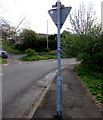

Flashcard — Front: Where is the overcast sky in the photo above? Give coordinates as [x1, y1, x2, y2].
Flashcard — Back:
[0, 0, 103, 34]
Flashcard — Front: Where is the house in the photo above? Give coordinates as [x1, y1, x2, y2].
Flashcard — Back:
[38, 33, 52, 37]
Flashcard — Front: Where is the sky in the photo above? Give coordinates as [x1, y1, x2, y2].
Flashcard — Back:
[0, 0, 103, 34]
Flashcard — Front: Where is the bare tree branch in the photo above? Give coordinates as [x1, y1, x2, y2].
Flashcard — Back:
[69, 3, 99, 35]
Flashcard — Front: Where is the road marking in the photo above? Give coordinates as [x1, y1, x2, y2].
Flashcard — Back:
[0, 73, 5, 76]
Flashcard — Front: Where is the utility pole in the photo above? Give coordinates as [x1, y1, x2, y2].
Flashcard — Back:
[48, 0, 72, 118]
[101, 1, 103, 31]
[47, 20, 49, 49]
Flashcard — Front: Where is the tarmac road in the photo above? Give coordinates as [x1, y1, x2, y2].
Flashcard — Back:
[2, 58, 77, 118]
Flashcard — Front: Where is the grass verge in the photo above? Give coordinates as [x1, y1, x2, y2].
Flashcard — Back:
[2, 41, 23, 54]
[20, 55, 57, 61]
[20, 50, 69, 61]
[3, 45, 23, 54]
[0, 58, 8, 64]
[76, 64, 103, 104]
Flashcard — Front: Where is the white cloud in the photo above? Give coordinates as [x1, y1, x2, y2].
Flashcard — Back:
[0, 0, 102, 34]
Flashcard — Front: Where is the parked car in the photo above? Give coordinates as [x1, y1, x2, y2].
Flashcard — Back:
[0, 51, 8, 59]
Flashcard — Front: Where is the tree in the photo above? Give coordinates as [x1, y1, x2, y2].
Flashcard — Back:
[62, 28, 103, 72]
[69, 3, 99, 35]
[0, 17, 18, 44]
[19, 29, 38, 50]
[48, 34, 57, 50]
[0, 16, 28, 43]
[61, 31, 81, 57]
[78, 31, 103, 72]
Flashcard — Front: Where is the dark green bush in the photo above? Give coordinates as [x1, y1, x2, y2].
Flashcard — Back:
[20, 55, 49, 61]
[44, 48, 51, 52]
[25, 48, 38, 56]
[62, 30, 103, 72]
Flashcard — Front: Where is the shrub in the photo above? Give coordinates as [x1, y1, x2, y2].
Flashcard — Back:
[25, 48, 38, 56]
[44, 48, 51, 52]
[49, 50, 57, 56]
[20, 55, 49, 61]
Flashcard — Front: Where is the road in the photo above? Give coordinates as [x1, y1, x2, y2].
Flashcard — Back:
[2, 58, 78, 118]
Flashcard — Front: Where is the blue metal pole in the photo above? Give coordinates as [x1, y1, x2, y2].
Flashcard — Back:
[57, 0, 62, 117]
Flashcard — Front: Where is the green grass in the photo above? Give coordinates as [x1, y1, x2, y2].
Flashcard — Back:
[20, 55, 57, 61]
[0, 58, 8, 64]
[20, 55, 49, 61]
[20, 50, 57, 61]
[0, 41, 2, 45]
[20, 49, 70, 61]
[2, 41, 23, 54]
[3, 45, 23, 54]
[76, 64, 103, 104]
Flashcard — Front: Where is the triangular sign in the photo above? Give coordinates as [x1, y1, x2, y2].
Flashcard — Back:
[48, 7, 72, 29]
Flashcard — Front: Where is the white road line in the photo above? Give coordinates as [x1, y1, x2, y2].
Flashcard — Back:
[0, 74, 5, 76]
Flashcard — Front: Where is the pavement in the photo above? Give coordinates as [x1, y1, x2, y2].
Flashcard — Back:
[32, 64, 103, 120]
